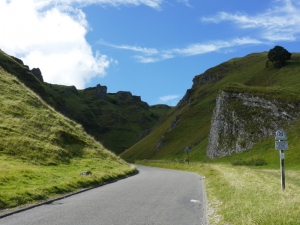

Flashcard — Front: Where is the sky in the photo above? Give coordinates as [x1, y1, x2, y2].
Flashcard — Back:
[1, 0, 300, 106]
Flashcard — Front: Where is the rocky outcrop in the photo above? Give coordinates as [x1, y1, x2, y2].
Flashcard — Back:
[116, 91, 132, 100]
[31, 68, 44, 82]
[70, 85, 78, 95]
[192, 63, 229, 88]
[10, 56, 24, 66]
[136, 129, 152, 142]
[176, 89, 194, 108]
[61, 86, 78, 97]
[155, 133, 165, 151]
[96, 84, 107, 99]
[207, 91, 300, 159]
[116, 91, 149, 109]
[170, 116, 179, 129]
[176, 64, 230, 109]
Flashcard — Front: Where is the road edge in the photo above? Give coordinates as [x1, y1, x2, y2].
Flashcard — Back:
[0, 168, 139, 219]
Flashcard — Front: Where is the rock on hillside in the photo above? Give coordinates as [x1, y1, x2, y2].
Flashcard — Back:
[207, 90, 300, 158]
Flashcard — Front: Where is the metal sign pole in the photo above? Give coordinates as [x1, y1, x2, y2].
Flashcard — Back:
[184, 147, 191, 164]
[280, 149, 285, 190]
[275, 130, 287, 191]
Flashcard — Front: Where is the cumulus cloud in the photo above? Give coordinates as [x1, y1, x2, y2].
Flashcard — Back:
[0, 0, 163, 88]
[201, 0, 300, 41]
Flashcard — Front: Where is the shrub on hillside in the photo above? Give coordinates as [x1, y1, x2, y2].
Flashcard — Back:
[232, 158, 267, 166]
[266, 45, 292, 68]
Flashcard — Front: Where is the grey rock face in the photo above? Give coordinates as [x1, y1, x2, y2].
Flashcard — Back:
[207, 91, 300, 159]
[170, 116, 179, 129]
[61, 86, 78, 97]
[192, 64, 228, 88]
[31, 68, 44, 82]
[136, 129, 152, 142]
[10, 56, 24, 66]
[116, 91, 132, 100]
[177, 89, 194, 108]
[70, 85, 78, 95]
[96, 84, 107, 99]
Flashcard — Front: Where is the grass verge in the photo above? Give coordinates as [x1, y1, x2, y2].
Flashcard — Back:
[0, 155, 136, 211]
[137, 160, 300, 225]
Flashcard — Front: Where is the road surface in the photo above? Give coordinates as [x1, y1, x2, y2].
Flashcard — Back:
[1, 165, 207, 225]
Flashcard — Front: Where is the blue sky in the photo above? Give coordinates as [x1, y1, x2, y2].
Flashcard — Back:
[1, 0, 300, 106]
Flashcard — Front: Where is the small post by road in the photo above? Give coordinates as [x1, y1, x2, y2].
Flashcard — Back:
[280, 149, 285, 190]
[275, 130, 288, 191]
[184, 147, 191, 164]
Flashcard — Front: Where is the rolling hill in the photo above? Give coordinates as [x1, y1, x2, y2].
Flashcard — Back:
[121, 51, 300, 167]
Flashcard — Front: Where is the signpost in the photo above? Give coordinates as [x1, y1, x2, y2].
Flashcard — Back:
[184, 147, 191, 164]
[275, 130, 288, 190]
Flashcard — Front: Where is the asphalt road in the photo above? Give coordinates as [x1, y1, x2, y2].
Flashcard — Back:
[1, 165, 207, 225]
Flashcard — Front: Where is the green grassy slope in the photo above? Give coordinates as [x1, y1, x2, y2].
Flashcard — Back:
[0, 49, 170, 154]
[48, 85, 170, 154]
[121, 52, 300, 165]
[0, 66, 136, 209]
[0, 50, 66, 111]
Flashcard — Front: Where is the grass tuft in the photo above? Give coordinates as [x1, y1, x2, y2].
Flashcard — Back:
[231, 158, 267, 166]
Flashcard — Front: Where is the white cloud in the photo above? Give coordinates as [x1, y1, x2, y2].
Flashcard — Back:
[0, 0, 163, 89]
[108, 37, 262, 63]
[172, 37, 262, 56]
[100, 41, 159, 55]
[35, 0, 163, 10]
[177, 0, 191, 7]
[159, 95, 180, 103]
[201, 0, 300, 42]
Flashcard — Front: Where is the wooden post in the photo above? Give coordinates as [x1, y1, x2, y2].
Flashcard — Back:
[275, 130, 288, 191]
[187, 152, 189, 165]
[280, 150, 285, 190]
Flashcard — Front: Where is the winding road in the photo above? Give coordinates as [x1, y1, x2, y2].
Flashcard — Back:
[1, 165, 207, 225]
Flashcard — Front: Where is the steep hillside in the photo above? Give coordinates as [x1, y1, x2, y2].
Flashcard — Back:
[48, 84, 171, 154]
[0, 66, 136, 209]
[0, 49, 170, 154]
[121, 52, 300, 162]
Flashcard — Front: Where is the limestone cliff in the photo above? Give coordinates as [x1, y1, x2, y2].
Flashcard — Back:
[207, 91, 300, 158]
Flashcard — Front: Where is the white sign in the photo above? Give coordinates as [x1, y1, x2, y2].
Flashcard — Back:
[280, 152, 285, 159]
[275, 141, 288, 150]
[275, 130, 287, 141]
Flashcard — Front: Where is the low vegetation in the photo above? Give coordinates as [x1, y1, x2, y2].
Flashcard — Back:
[0, 67, 136, 210]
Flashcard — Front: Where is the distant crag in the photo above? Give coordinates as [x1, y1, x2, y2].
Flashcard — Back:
[177, 63, 229, 109]
[96, 84, 107, 99]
